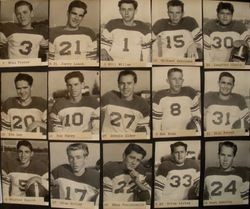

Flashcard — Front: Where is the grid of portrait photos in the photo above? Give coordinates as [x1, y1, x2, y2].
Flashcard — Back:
[0, 0, 249, 209]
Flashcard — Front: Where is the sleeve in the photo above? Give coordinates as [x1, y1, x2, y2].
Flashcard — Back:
[103, 163, 114, 201]
[240, 172, 249, 203]
[1, 101, 11, 131]
[137, 100, 150, 130]
[203, 23, 212, 62]
[49, 102, 63, 132]
[152, 93, 163, 131]
[238, 96, 250, 126]
[154, 163, 167, 201]
[0, 24, 8, 47]
[101, 22, 113, 52]
[49, 41, 55, 60]
[191, 93, 201, 118]
[91, 106, 100, 134]
[141, 28, 152, 62]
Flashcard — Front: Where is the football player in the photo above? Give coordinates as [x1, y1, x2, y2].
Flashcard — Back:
[204, 72, 250, 131]
[0, 0, 48, 59]
[101, 0, 151, 62]
[103, 143, 151, 202]
[101, 70, 150, 134]
[51, 143, 99, 203]
[155, 141, 200, 200]
[203, 2, 249, 63]
[49, 0, 97, 61]
[2, 140, 48, 197]
[204, 141, 249, 204]
[1, 73, 47, 134]
[153, 68, 201, 131]
[49, 71, 99, 133]
[152, 0, 202, 60]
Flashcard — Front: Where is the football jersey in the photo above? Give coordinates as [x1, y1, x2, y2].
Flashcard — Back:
[101, 19, 151, 62]
[49, 96, 99, 132]
[204, 92, 249, 131]
[204, 167, 249, 203]
[101, 91, 150, 133]
[49, 26, 97, 60]
[152, 16, 202, 58]
[153, 87, 200, 130]
[1, 97, 47, 133]
[0, 23, 48, 59]
[155, 159, 200, 200]
[103, 161, 149, 202]
[204, 20, 249, 62]
[51, 164, 99, 202]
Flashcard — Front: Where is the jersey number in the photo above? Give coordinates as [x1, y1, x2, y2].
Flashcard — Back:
[65, 186, 87, 201]
[210, 180, 236, 196]
[65, 113, 83, 126]
[212, 111, 230, 126]
[114, 180, 136, 194]
[170, 103, 181, 116]
[19, 41, 33, 55]
[212, 36, 234, 49]
[59, 41, 81, 56]
[123, 38, 129, 52]
[13, 115, 35, 129]
[170, 175, 192, 187]
[110, 112, 135, 129]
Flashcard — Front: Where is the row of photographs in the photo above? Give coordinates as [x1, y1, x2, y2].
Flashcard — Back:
[0, 68, 250, 140]
[0, 0, 250, 68]
[0, 139, 249, 209]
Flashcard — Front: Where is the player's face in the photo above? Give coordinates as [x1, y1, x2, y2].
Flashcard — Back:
[67, 7, 86, 28]
[118, 74, 135, 100]
[172, 146, 187, 165]
[15, 5, 33, 28]
[66, 77, 83, 99]
[15, 80, 32, 102]
[219, 145, 235, 171]
[168, 6, 183, 25]
[218, 76, 234, 96]
[167, 71, 183, 94]
[119, 3, 137, 24]
[17, 145, 33, 166]
[68, 149, 87, 173]
[123, 151, 143, 170]
[217, 9, 233, 26]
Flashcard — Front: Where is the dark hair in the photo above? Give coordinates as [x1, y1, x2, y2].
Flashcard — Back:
[218, 141, 237, 156]
[170, 141, 187, 153]
[17, 140, 33, 151]
[68, 0, 87, 15]
[67, 143, 89, 157]
[167, 0, 184, 12]
[124, 143, 146, 159]
[167, 67, 183, 78]
[15, 73, 33, 86]
[218, 72, 235, 84]
[118, 70, 137, 83]
[64, 71, 84, 83]
[15, 0, 33, 12]
[118, 0, 138, 10]
[216, 2, 234, 14]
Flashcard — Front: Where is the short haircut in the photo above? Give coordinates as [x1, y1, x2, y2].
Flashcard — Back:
[167, 67, 183, 78]
[218, 72, 235, 84]
[68, 0, 87, 15]
[124, 143, 146, 159]
[118, 0, 138, 10]
[118, 70, 137, 83]
[67, 143, 89, 157]
[167, 0, 184, 12]
[170, 141, 188, 153]
[17, 140, 33, 151]
[64, 71, 84, 83]
[216, 2, 234, 14]
[15, 73, 33, 86]
[15, 0, 33, 12]
[218, 141, 237, 156]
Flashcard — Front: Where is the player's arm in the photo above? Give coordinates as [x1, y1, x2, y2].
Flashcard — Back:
[154, 163, 167, 201]
[130, 169, 151, 195]
[90, 107, 100, 134]
[49, 112, 63, 132]
[103, 176, 113, 201]
[141, 32, 152, 62]
[86, 39, 98, 60]
[100, 26, 113, 61]
[190, 92, 201, 131]
[49, 41, 55, 60]
[2, 169, 11, 195]
[50, 173, 60, 199]
[1, 109, 11, 131]
[26, 109, 47, 132]
[152, 97, 163, 131]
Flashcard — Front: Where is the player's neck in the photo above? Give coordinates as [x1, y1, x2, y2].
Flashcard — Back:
[123, 20, 136, 27]
[20, 161, 31, 168]
[70, 95, 82, 103]
[74, 167, 86, 176]
[20, 24, 33, 30]
[121, 95, 133, 101]
[18, 97, 32, 106]
[219, 93, 231, 100]
[221, 167, 234, 172]
[65, 25, 79, 31]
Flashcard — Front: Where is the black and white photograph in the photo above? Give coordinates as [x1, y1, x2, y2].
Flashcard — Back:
[154, 140, 200, 208]
[100, 0, 151, 68]
[203, 140, 249, 206]
[1, 72, 47, 139]
[103, 143, 152, 209]
[50, 142, 100, 209]
[48, 69, 100, 140]
[0, 0, 49, 67]
[204, 70, 250, 137]
[152, 66, 201, 138]
[152, 0, 203, 66]
[203, 0, 250, 69]
[1, 140, 49, 205]
[49, 0, 99, 67]
[101, 69, 151, 140]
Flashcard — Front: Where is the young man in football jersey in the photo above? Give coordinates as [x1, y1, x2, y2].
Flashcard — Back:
[103, 143, 151, 202]
[51, 143, 99, 203]
[49, 0, 97, 62]
[155, 141, 200, 200]
[101, 70, 150, 135]
[49, 71, 99, 134]
[2, 140, 48, 198]
[1, 73, 47, 134]
[203, 2, 249, 63]
[204, 72, 249, 131]
[204, 141, 249, 204]
[152, 0, 202, 60]
[153, 68, 201, 132]
[0, 0, 48, 60]
[101, 0, 151, 63]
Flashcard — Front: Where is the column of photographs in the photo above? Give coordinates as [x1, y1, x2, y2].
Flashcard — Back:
[0, 0, 249, 209]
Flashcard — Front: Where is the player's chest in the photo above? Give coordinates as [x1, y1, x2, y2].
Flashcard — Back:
[8, 33, 43, 46]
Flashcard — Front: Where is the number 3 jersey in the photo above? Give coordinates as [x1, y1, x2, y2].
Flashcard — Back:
[155, 159, 200, 200]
